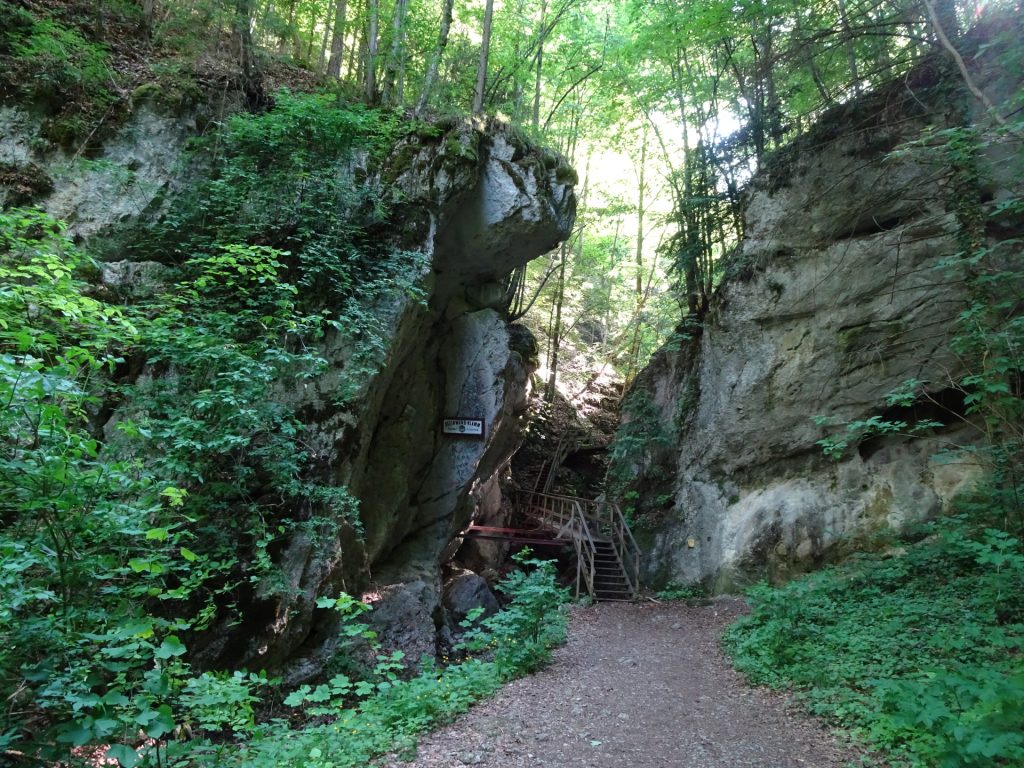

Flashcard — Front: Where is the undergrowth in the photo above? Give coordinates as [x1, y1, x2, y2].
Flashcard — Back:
[724, 516, 1024, 767]
[0, 2, 123, 146]
[0, 89, 430, 764]
[166, 553, 568, 768]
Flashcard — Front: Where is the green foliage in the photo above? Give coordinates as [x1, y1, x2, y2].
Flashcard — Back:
[723, 517, 1024, 767]
[813, 379, 945, 459]
[0, 4, 119, 145]
[607, 388, 673, 522]
[655, 583, 707, 602]
[0, 209, 172, 760]
[461, 551, 570, 676]
[0, 203, 565, 765]
[0, 209, 364, 763]
[133, 91, 428, 405]
[142, 92, 402, 290]
[178, 555, 567, 768]
[179, 671, 269, 735]
[938, 122, 1024, 531]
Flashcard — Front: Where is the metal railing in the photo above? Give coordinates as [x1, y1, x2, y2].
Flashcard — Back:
[515, 490, 639, 599]
[604, 500, 641, 598]
[569, 500, 597, 599]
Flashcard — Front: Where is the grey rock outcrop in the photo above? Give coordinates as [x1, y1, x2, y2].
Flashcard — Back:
[236, 124, 573, 673]
[2, 103, 574, 673]
[0, 102, 193, 236]
[443, 569, 500, 624]
[616, 49, 1021, 590]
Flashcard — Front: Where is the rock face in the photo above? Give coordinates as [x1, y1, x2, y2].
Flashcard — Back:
[242, 123, 574, 675]
[615, 48, 1022, 590]
[0, 102, 194, 236]
[1, 104, 574, 674]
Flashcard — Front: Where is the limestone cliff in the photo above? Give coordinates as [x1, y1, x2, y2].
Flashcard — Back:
[0, 102, 574, 676]
[613, 42, 1022, 590]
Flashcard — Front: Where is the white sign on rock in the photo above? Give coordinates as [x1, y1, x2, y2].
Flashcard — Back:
[442, 418, 485, 437]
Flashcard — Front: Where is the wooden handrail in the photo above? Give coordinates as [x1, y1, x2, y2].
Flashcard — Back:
[569, 500, 597, 598]
[515, 490, 640, 600]
[608, 504, 641, 597]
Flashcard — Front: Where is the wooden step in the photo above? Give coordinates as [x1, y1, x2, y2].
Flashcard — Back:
[512, 490, 639, 602]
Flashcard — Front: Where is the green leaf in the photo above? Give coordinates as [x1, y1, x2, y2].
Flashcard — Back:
[56, 721, 93, 746]
[106, 744, 140, 768]
[154, 635, 187, 659]
[143, 706, 175, 739]
[179, 547, 199, 562]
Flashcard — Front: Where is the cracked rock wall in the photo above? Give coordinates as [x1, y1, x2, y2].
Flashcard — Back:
[614, 41, 1022, 591]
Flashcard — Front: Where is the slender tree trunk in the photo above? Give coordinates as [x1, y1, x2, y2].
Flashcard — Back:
[326, 0, 348, 77]
[396, 52, 406, 104]
[233, 0, 266, 110]
[348, 0, 361, 81]
[634, 128, 647, 303]
[382, 0, 409, 105]
[255, 0, 273, 44]
[415, 0, 455, 115]
[317, 9, 332, 72]
[923, 0, 1004, 123]
[364, 0, 380, 103]
[283, 0, 297, 53]
[837, 0, 860, 95]
[141, 0, 155, 34]
[473, 0, 495, 115]
[626, 133, 648, 380]
[304, 7, 320, 63]
[532, 0, 547, 131]
[545, 242, 568, 402]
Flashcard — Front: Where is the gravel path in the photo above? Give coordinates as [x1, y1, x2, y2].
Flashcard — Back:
[382, 598, 861, 768]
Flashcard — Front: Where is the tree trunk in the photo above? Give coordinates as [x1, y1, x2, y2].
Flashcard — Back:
[532, 0, 547, 131]
[283, 0, 297, 53]
[141, 0, 155, 34]
[415, 0, 455, 115]
[232, 0, 266, 111]
[473, 0, 495, 115]
[364, 0, 380, 103]
[382, 0, 409, 105]
[317, 6, 333, 72]
[837, 0, 860, 95]
[326, 0, 348, 77]
[634, 128, 647, 303]
[545, 242, 568, 402]
[304, 7, 320, 63]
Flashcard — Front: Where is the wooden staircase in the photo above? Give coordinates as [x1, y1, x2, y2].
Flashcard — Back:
[464, 491, 640, 601]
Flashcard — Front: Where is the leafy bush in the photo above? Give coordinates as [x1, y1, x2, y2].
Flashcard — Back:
[172, 554, 568, 768]
[608, 389, 674, 525]
[131, 91, 429, 404]
[139, 92, 408, 305]
[462, 552, 570, 676]
[723, 517, 1024, 767]
[0, 210, 363, 763]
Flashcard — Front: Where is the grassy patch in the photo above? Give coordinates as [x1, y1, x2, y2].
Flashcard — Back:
[723, 517, 1024, 766]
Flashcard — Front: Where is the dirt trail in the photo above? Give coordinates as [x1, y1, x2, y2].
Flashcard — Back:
[383, 599, 860, 768]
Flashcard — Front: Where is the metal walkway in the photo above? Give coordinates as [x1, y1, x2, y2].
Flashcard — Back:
[463, 491, 641, 601]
